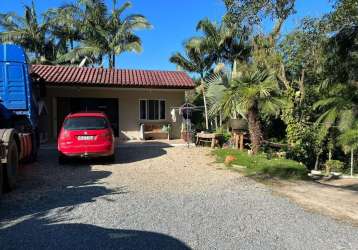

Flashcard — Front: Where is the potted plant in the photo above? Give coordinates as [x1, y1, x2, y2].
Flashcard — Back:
[230, 118, 248, 131]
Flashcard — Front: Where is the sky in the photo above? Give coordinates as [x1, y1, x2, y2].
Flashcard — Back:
[1, 0, 333, 70]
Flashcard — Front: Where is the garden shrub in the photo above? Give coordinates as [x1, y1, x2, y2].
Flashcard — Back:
[325, 160, 344, 173]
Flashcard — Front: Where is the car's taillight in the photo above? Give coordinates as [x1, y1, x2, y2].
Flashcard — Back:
[100, 131, 112, 140]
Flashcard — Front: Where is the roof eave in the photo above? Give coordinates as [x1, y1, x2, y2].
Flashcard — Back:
[42, 82, 196, 90]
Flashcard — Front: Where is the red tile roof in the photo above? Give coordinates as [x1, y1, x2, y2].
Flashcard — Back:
[31, 64, 195, 89]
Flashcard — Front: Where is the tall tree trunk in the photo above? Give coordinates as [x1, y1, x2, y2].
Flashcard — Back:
[328, 149, 332, 161]
[247, 105, 263, 154]
[108, 54, 113, 69]
[351, 149, 354, 177]
[201, 82, 209, 130]
[231, 59, 238, 79]
[112, 54, 116, 68]
[314, 154, 320, 171]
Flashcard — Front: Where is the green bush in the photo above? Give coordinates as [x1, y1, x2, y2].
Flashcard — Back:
[214, 149, 308, 180]
[325, 160, 344, 173]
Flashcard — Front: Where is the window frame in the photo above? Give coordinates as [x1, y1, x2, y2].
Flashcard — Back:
[139, 99, 166, 121]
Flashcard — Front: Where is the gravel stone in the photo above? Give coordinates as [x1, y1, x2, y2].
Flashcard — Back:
[0, 145, 358, 250]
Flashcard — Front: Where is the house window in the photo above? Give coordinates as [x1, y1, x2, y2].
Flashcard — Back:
[139, 100, 165, 120]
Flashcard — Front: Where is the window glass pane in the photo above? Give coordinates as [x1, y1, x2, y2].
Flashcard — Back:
[160, 101, 165, 119]
[64, 117, 108, 130]
[148, 100, 155, 120]
[148, 100, 159, 120]
[140, 100, 146, 119]
[154, 100, 159, 120]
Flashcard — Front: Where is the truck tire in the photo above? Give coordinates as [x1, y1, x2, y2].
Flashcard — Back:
[4, 140, 19, 191]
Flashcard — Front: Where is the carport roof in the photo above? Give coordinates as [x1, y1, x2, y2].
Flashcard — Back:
[31, 64, 195, 89]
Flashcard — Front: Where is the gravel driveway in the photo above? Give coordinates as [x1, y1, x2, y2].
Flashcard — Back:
[1, 143, 358, 250]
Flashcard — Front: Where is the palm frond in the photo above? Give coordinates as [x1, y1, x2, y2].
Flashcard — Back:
[338, 122, 358, 150]
[120, 38, 142, 53]
[338, 109, 355, 131]
[56, 45, 103, 64]
[312, 97, 338, 110]
[114, 1, 132, 18]
[315, 107, 338, 128]
[196, 18, 219, 40]
[170, 52, 197, 72]
[259, 97, 284, 117]
[123, 14, 152, 30]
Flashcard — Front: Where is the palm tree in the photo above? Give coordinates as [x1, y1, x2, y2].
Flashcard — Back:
[205, 71, 241, 120]
[313, 82, 357, 168]
[194, 18, 251, 70]
[170, 39, 214, 130]
[338, 121, 358, 176]
[46, 4, 82, 53]
[313, 83, 357, 136]
[60, 0, 152, 68]
[170, 18, 250, 130]
[107, 0, 152, 68]
[195, 18, 251, 130]
[212, 66, 282, 154]
[0, 0, 55, 63]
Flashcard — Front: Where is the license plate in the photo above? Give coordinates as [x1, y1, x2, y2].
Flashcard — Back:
[77, 135, 94, 141]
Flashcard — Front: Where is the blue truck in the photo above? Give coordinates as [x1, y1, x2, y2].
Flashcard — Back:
[0, 44, 39, 194]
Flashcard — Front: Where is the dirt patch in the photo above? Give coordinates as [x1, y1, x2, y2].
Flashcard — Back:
[269, 178, 358, 225]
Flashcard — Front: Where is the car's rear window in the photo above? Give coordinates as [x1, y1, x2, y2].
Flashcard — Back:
[63, 117, 108, 130]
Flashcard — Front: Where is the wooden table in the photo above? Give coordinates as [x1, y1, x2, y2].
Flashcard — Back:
[195, 132, 222, 148]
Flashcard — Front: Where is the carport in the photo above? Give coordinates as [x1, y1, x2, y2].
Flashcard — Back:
[57, 97, 119, 136]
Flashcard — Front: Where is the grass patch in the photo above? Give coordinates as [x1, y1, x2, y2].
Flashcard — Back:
[214, 149, 308, 180]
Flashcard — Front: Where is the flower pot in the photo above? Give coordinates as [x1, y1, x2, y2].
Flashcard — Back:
[311, 170, 322, 175]
[331, 172, 342, 177]
[230, 119, 248, 131]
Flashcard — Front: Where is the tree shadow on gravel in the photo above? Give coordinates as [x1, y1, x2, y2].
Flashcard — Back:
[0, 216, 191, 250]
[0, 147, 191, 249]
[0, 217, 190, 250]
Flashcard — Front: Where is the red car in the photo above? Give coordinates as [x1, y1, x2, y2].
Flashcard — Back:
[57, 112, 115, 164]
